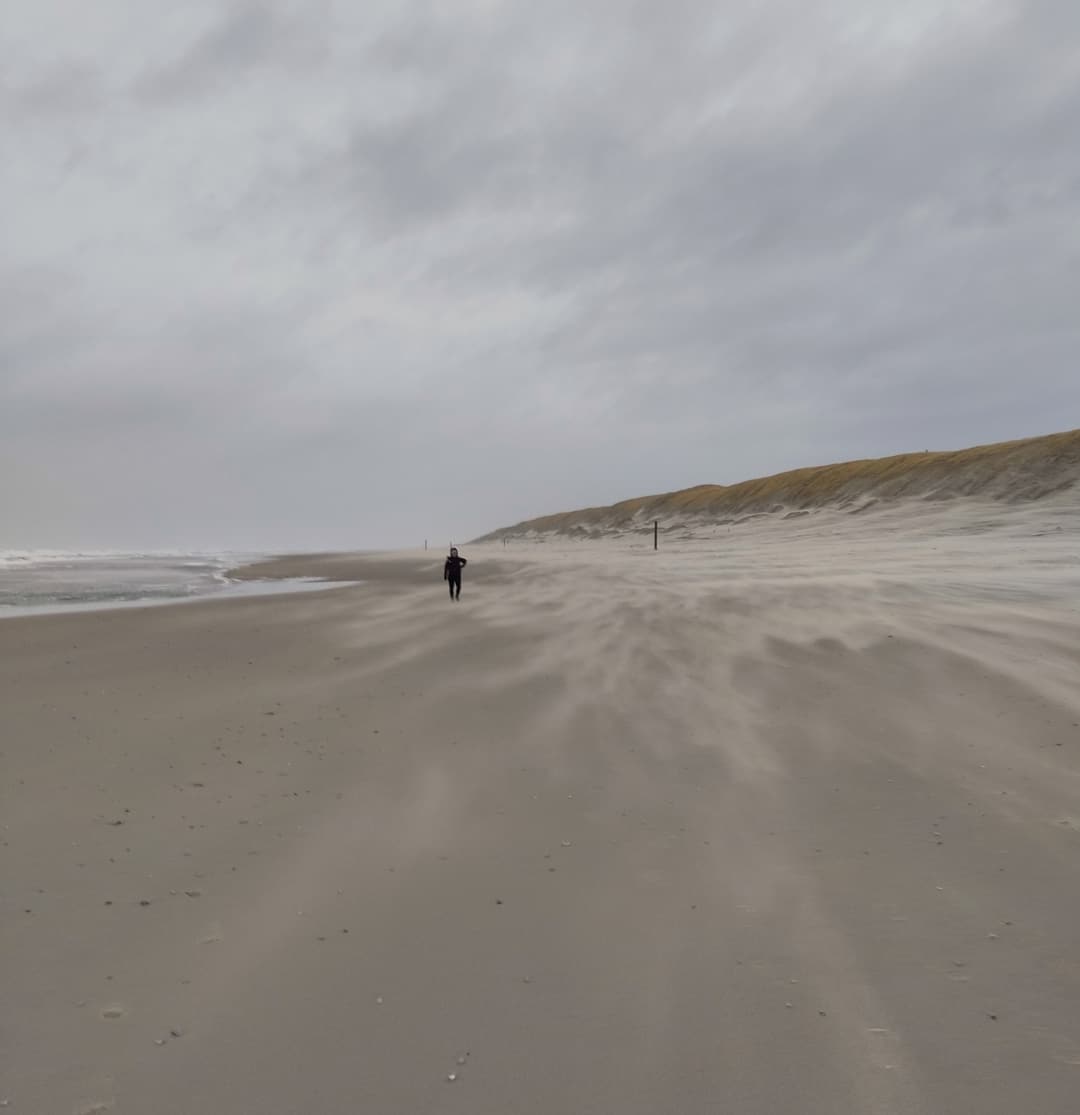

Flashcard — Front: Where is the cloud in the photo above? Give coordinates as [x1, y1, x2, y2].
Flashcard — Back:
[0, 58, 105, 116]
[2, 0, 1078, 548]
[133, 1, 330, 102]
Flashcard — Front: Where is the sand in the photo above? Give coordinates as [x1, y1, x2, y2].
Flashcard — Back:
[3, 496, 1080, 1114]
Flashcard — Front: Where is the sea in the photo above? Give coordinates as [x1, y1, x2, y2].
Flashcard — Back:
[0, 551, 342, 618]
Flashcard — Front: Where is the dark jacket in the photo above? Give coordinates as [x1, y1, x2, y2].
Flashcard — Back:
[444, 553, 468, 580]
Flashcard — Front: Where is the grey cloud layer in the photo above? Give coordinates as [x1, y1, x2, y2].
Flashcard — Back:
[133, 1, 331, 101]
[2, 0, 1078, 549]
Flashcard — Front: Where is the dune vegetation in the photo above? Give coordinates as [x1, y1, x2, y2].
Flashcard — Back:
[478, 428, 1080, 540]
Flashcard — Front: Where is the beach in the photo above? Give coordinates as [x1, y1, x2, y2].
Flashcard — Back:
[4, 496, 1080, 1114]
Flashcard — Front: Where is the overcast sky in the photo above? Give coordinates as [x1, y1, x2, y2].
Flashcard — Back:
[2, 0, 1078, 550]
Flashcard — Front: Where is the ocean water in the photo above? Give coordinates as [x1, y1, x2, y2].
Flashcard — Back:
[0, 551, 342, 618]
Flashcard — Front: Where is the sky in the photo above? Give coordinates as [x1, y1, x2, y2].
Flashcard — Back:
[2, 0, 1078, 551]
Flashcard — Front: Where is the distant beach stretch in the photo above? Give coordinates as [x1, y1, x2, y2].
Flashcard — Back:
[5, 430, 1080, 1113]
[0, 551, 356, 618]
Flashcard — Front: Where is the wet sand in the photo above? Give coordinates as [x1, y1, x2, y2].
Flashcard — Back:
[3, 497, 1080, 1113]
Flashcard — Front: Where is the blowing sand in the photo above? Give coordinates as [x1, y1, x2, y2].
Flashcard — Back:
[4, 497, 1080, 1114]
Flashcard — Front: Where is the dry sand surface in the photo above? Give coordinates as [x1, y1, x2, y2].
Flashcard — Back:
[4, 495, 1080, 1114]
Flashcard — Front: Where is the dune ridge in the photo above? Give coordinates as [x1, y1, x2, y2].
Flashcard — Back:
[476, 427, 1080, 541]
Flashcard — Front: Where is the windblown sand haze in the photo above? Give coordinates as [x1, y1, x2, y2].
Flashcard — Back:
[3, 448, 1080, 1112]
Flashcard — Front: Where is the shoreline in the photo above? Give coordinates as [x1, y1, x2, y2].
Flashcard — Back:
[0, 574, 359, 621]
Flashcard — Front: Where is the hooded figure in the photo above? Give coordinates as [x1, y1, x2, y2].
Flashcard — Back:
[443, 546, 468, 600]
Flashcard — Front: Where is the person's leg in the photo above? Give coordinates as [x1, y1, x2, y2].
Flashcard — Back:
[448, 576, 455, 599]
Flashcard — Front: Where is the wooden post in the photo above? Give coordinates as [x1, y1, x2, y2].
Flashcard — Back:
[654, 520, 658, 550]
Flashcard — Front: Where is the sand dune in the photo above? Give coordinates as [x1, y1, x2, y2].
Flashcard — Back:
[477, 427, 1080, 541]
[4, 496, 1080, 1113]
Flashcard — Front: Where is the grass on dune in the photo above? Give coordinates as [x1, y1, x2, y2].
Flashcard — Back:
[481, 428, 1080, 538]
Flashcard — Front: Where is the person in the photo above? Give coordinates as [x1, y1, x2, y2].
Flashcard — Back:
[443, 546, 468, 600]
